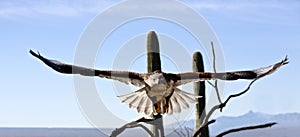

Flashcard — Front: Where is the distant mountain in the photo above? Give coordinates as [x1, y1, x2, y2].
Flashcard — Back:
[210, 111, 300, 136]
[167, 111, 300, 137]
[1, 112, 299, 137]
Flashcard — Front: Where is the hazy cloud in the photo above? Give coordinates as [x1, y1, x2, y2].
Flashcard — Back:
[0, 0, 299, 26]
[184, 0, 300, 25]
[0, 0, 117, 18]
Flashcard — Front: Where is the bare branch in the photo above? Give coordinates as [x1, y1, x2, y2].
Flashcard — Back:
[192, 119, 216, 137]
[219, 79, 258, 112]
[211, 41, 217, 74]
[185, 126, 190, 137]
[193, 42, 286, 137]
[172, 116, 194, 137]
[110, 116, 162, 137]
[216, 122, 277, 137]
[214, 80, 222, 104]
[194, 78, 259, 136]
[110, 121, 154, 137]
[173, 129, 184, 137]
[206, 78, 258, 124]
[210, 42, 222, 103]
[204, 105, 220, 124]
[207, 81, 215, 88]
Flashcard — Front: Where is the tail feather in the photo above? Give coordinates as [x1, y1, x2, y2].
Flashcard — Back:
[118, 87, 153, 115]
[118, 88, 145, 104]
[171, 94, 181, 113]
[137, 95, 147, 113]
[118, 87, 202, 115]
[167, 88, 202, 115]
[176, 88, 202, 103]
[173, 92, 189, 109]
[129, 95, 142, 109]
[152, 97, 168, 115]
[168, 99, 173, 115]
[144, 98, 152, 115]
[160, 98, 167, 114]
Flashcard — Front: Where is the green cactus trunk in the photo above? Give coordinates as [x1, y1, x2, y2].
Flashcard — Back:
[193, 52, 209, 137]
[146, 31, 164, 137]
[147, 31, 161, 72]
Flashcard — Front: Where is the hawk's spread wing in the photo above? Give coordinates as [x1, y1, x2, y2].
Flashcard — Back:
[30, 50, 146, 87]
[173, 57, 288, 86]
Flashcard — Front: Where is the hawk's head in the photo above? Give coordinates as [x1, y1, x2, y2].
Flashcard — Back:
[145, 72, 167, 87]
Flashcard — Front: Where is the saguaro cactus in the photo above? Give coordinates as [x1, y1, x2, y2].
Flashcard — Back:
[147, 31, 164, 137]
[147, 31, 161, 72]
[193, 52, 209, 137]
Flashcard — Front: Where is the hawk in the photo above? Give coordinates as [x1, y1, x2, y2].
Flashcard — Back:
[30, 50, 288, 115]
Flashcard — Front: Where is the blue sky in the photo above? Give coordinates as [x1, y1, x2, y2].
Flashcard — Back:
[0, 0, 299, 128]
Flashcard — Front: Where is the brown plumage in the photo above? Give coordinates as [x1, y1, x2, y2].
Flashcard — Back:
[30, 50, 288, 115]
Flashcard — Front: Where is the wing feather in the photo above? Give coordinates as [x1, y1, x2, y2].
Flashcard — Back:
[174, 57, 288, 86]
[30, 50, 146, 87]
